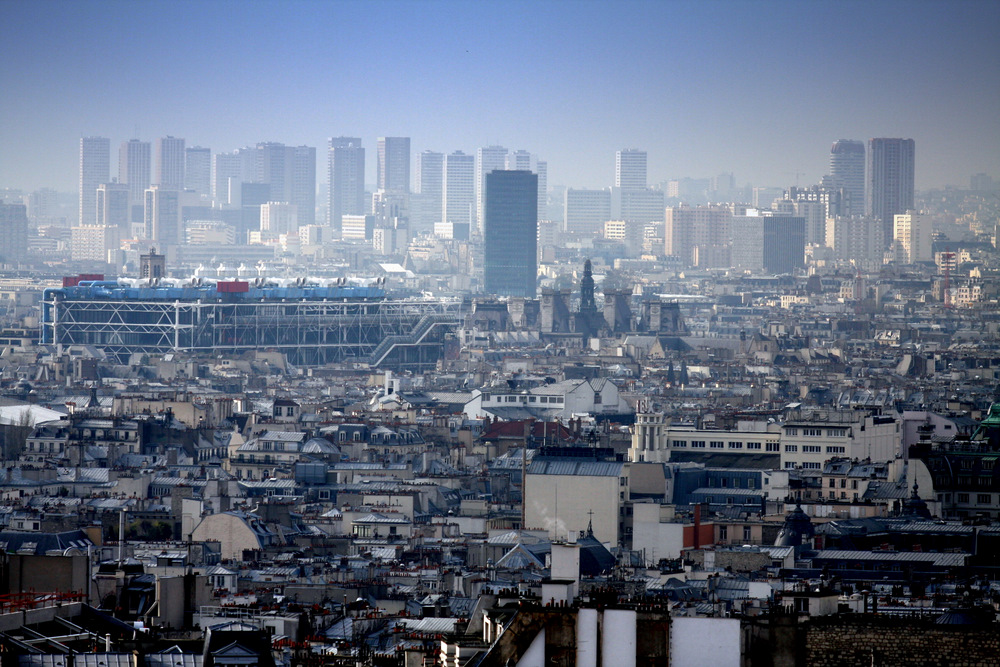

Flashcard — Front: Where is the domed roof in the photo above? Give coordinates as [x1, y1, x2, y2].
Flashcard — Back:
[775, 504, 815, 547]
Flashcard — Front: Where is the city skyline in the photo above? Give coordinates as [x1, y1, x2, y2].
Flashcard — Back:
[2, 0, 998, 194]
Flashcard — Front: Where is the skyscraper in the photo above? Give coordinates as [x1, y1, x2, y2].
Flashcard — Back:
[185, 146, 212, 197]
[212, 151, 245, 205]
[156, 136, 186, 190]
[328, 137, 365, 235]
[506, 149, 532, 171]
[96, 181, 130, 234]
[829, 140, 865, 216]
[290, 145, 316, 227]
[536, 160, 547, 222]
[412, 150, 444, 235]
[484, 170, 538, 298]
[119, 139, 151, 208]
[893, 211, 932, 264]
[616, 149, 647, 190]
[377, 137, 411, 193]
[79, 137, 110, 226]
[0, 202, 29, 265]
[867, 138, 915, 247]
[476, 146, 508, 231]
[443, 151, 475, 228]
[564, 188, 611, 235]
[144, 185, 181, 247]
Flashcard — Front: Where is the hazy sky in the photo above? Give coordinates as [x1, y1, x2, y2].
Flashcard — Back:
[2, 0, 998, 193]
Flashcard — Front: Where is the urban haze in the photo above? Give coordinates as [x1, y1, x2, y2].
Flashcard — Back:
[0, 1, 999, 666]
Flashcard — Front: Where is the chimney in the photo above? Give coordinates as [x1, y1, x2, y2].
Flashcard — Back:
[693, 503, 702, 549]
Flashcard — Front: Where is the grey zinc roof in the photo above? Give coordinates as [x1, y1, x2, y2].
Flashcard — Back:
[812, 550, 967, 567]
[527, 460, 623, 476]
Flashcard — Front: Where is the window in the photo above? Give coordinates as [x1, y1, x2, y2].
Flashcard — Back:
[691, 440, 706, 448]
[743, 526, 752, 541]
[840, 479, 847, 488]
[828, 428, 847, 437]
[719, 526, 728, 540]
[710, 441, 724, 449]
[804, 428, 823, 437]
[852, 480, 858, 489]
[826, 446, 846, 454]
[785, 445, 798, 453]
[829, 479, 836, 488]
[803, 445, 821, 453]
[785, 462, 796, 469]
[674, 440, 687, 448]
[786, 428, 798, 436]
[977, 494, 991, 505]
[803, 462, 821, 469]
[728, 441, 743, 449]
[747, 442, 762, 450]
[958, 493, 970, 503]
[766, 443, 780, 452]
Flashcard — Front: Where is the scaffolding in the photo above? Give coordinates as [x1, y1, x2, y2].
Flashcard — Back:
[42, 283, 462, 371]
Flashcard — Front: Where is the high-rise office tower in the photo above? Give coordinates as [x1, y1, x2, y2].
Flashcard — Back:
[118, 139, 151, 208]
[260, 201, 299, 238]
[564, 188, 611, 235]
[377, 137, 410, 193]
[212, 151, 245, 205]
[664, 205, 733, 268]
[328, 137, 365, 235]
[185, 146, 212, 196]
[443, 151, 475, 228]
[730, 210, 805, 274]
[893, 211, 931, 264]
[536, 160, 547, 221]
[829, 140, 865, 216]
[867, 138, 915, 247]
[506, 149, 532, 171]
[484, 170, 538, 298]
[290, 145, 316, 227]
[156, 136, 186, 190]
[476, 146, 508, 231]
[96, 182, 130, 233]
[144, 185, 181, 247]
[412, 150, 444, 235]
[79, 137, 110, 225]
[416, 150, 444, 197]
[0, 202, 29, 265]
[616, 149, 647, 190]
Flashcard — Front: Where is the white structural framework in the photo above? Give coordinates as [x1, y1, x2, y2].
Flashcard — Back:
[42, 280, 462, 370]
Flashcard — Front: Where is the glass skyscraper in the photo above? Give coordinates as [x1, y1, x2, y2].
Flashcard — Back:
[484, 170, 538, 298]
